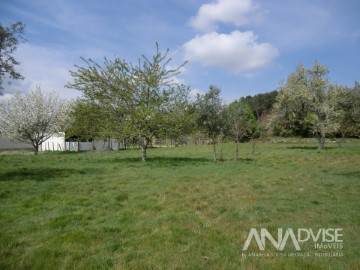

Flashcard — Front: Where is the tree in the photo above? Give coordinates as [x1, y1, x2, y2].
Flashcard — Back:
[127, 46, 187, 161]
[66, 99, 108, 142]
[240, 90, 278, 119]
[269, 62, 340, 149]
[269, 64, 312, 137]
[304, 63, 341, 148]
[0, 21, 26, 93]
[195, 85, 225, 161]
[0, 87, 71, 154]
[159, 85, 196, 146]
[335, 82, 360, 139]
[67, 44, 187, 161]
[226, 100, 256, 160]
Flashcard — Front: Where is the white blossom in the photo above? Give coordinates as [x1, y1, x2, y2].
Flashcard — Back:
[0, 86, 72, 154]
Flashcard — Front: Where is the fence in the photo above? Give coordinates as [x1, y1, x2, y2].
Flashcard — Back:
[65, 140, 120, 151]
[0, 136, 33, 151]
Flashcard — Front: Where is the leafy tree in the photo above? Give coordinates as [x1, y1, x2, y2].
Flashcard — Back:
[195, 85, 225, 161]
[0, 87, 71, 154]
[304, 63, 341, 148]
[159, 85, 196, 146]
[0, 21, 26, 93]
[269, 64, 311, 137]
[67, 44, 187, 161]
[335, 82, 360, 138]
[66, 99, 108, 142]
[126, 46, 187, 161]
[67, 57, 131, 145]
[226, 100, 256, 160]
[269, 62, 340, 149]
[240, 90, 278, 119]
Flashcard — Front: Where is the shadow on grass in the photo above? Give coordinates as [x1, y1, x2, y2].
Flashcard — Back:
[287, 146, 337, 150]
[0, 167, 87, 182]
[113, 156, 210, 167]
[336, 171, 360, 178]
[237, 158, 254, 162]
[286, 146, 318, 150]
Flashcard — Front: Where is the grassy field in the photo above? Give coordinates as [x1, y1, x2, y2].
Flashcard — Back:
[0, 140, 359, 269]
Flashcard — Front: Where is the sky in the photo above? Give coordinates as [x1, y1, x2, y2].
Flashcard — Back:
[1, 0, 359, 102]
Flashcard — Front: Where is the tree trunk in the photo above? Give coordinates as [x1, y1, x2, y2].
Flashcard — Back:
[219, 136, 224, 161]
[339, 133, 346, 148]
[34, 143, 39, 155]
[140, 137, 150, 162]
[212, 140, 217, 162]
[251, 138, 256, 155]
[318, 134, 325, 150]
[141, 146, 147, 162]
[236, 139, 239, 160]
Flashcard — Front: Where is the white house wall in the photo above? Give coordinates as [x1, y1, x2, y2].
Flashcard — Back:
[40, 132, 65, 151]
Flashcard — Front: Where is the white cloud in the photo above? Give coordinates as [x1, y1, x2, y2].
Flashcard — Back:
[2, 44, 82, 100]
[189, 88, 204, 98]
[184, 0, 278, 74]
[183, 30, 279, 73]
[190, 0, 257, 32]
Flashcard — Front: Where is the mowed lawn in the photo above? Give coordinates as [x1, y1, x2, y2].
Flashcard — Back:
[0, 140, 359, 270]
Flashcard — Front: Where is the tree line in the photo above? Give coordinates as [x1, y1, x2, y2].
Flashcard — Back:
[65, 45, 359, 160]
[0, 23, 359, 160]
[64, 44, 260, 161]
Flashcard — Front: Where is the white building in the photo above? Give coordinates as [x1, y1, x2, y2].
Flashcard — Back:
[40, 132, 120, 152]
[40, 132, 65, 151]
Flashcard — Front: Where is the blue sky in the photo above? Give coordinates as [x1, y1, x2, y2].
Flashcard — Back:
[1, 0, 359, 102]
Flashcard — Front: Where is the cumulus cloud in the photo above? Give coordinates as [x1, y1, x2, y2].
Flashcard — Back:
[190, 0, 257, 32]
[183, 31, 279, 73]
[184, 0, 279, 74]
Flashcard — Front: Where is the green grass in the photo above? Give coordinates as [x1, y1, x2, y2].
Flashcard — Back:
[0, 140, 359, 269]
